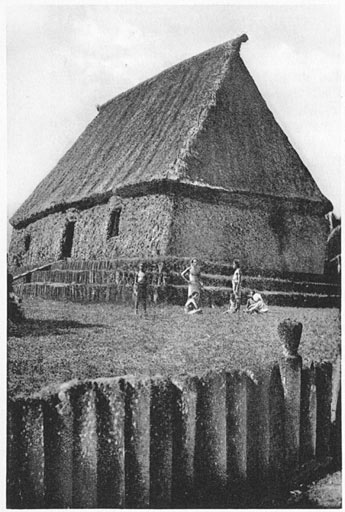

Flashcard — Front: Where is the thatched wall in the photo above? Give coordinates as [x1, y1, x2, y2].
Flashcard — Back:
[9, 189, 327, 273]
[168, 196, 328, 274]
[9, 195, 174, 267]
[9, 210, 67, 267]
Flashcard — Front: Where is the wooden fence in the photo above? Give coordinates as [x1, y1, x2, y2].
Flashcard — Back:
[12, 258, 341, 308]
[7, 321, 341, 508]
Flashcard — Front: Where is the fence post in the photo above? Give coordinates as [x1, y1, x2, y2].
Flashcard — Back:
[278, 319, 302, 472]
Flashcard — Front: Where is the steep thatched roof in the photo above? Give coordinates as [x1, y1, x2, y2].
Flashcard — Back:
[11, 34, 331, 228]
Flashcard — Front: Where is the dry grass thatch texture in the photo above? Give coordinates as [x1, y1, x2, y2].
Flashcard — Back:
[10, 36, 331, 228]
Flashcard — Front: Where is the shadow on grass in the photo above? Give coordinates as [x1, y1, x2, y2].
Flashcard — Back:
[8, 318, 106, 338]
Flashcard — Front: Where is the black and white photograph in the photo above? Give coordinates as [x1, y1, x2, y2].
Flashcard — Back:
[6, 1, 342, 508]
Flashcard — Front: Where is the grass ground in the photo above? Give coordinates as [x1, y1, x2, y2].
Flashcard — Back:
[8, 297, 340, 398]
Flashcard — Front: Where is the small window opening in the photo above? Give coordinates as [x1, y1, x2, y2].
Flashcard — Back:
[107, 208, 121, 239]
[24, 234, 31, 252]
[60, 221, 75, 259]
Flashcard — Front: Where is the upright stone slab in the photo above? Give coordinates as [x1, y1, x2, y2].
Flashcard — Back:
[10, 398, 45, 508]
[226, 371, 248, 489]
[124, 376, 151, 508]
[332, 387, 341, 467]
[267, 365, 286, 493]
[331, 355, 341, 465]
[7, 400, 22, 508]
[300, 364, 317, 462]
[278, 319, 302, 471]
[95, 378, 125, 508]
[315, 362, 332, 460]
[150, 377, 174, 508]
[171, 375, 198, 507]
[246, 369, 270, 489]
[195, 371, 227, 507]
[244, 373, 259, 495]
[70, 382, 98, 508]
[246, 366, 285, 500]
[43, 385, 74, 508]
[331, 355, 341, 423]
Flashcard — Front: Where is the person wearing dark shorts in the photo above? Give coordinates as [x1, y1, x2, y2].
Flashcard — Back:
[134, 263, 148, 315]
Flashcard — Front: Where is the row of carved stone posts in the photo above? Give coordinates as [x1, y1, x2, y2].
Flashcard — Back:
[7, 321, 340, 508]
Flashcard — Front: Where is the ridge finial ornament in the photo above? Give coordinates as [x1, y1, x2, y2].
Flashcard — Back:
[230, 33, 248, 51]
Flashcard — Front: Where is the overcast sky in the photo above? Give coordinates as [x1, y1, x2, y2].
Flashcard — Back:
[6, 2, 342, 235]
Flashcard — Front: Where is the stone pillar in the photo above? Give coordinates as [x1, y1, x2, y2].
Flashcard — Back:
[247, 369, 270, 487]
[70, 382, 98, 508]
[194, 371, 227, 507]
[278, 319, 303, 472]
[150, 377, 174, 508]
[331, 354, 341, 466]
[267, 364, 286, 493]
[95, 378, 125, 508]
[246, 366, 285, 501]
[15, 398, 45, 508]
[226, 371, 248, 485]
[7, 399, 22, 508]
[315, 362, 333, 460]
[43, 386, 74, 508]
[171, 375, 198, 507]
[124, 376, 151, 508]
[300, 363, 317, 462]
[331, 354, 341, 423]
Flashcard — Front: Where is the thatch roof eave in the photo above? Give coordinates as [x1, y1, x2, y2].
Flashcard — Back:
[10, 190, 113, 230]
[114, 179, 332, 214]
[11, 177, 332, 230]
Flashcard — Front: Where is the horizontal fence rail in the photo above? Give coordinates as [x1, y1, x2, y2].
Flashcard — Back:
[12, 258, 341, 308]
[7, 322, 341, 508]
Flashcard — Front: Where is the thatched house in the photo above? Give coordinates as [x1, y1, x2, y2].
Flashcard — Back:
[9, 34, 332, 274]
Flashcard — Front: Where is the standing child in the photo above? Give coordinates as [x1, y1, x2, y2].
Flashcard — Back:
[231, 259, 242, 313]
[134, 263, 148, 315]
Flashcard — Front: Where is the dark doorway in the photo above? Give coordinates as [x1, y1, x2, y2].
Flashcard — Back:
[60, 222, 75, 259]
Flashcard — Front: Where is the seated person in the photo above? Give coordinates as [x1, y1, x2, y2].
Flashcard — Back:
[246, 290, 268, 314]
[184, 291, 203, 314]
[225, 293, 237, 314]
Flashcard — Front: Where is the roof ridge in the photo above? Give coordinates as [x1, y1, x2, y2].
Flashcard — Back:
[98, 35, 248, 113]
[168, 43, 243, 180]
